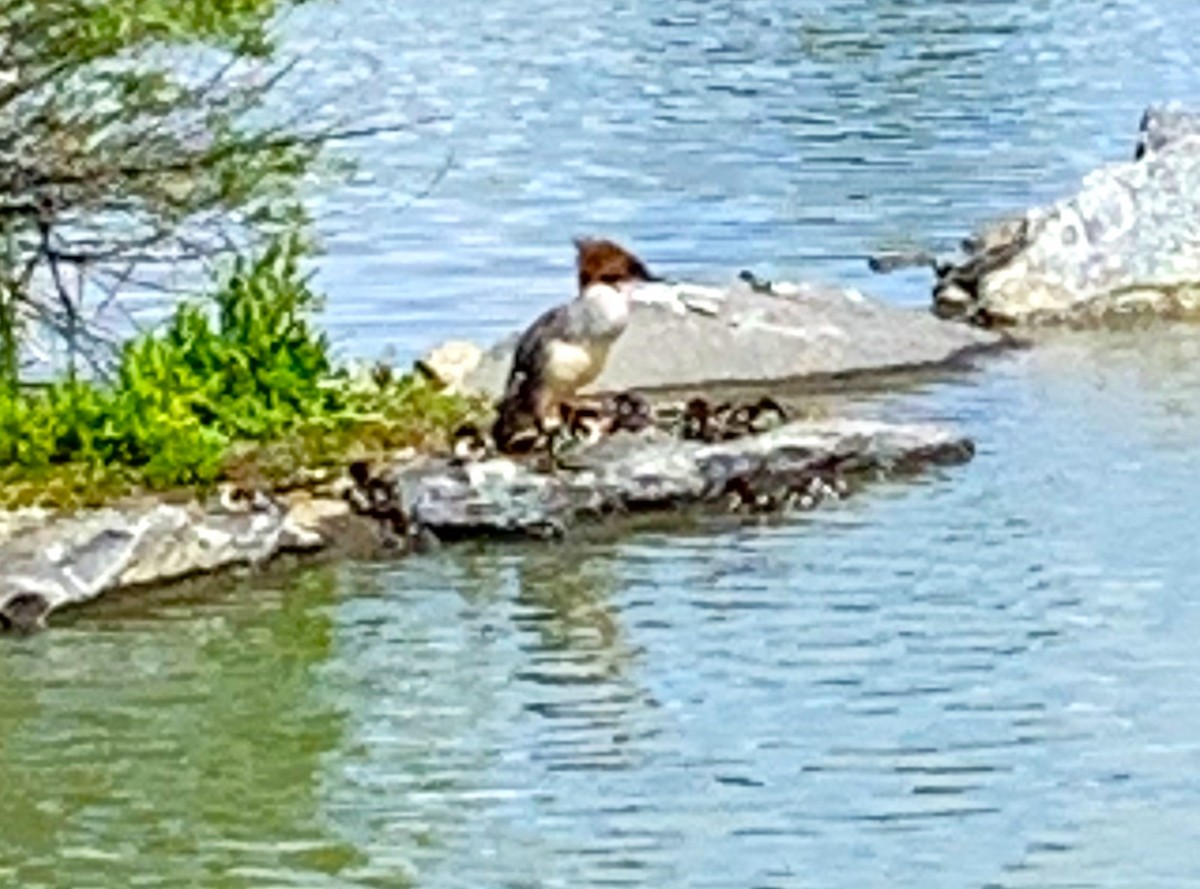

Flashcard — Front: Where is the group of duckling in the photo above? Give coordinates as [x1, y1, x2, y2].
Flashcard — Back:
[721, 471, 849, 515]
[442, 391, 848, 516]
[340, 389, 818, 541]
[448, 392, 794, 468]
[673, 395, 789, 443]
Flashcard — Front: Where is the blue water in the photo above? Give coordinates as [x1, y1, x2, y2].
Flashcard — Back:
[288, 0, 1199, 362]
[4, 2, 1200, 887]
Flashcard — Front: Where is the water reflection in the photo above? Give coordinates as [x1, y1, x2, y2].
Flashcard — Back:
[315, 546, 668, 886]
[511, 545, 632, 672]
[0, 569, 356, 888]
[9, 0, 1200, 885]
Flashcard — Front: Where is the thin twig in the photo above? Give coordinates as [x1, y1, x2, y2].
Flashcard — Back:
[23, 120, 433, 190]
[397, 149, 456, 210]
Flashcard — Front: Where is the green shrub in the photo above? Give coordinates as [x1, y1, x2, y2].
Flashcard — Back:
[0, 235, 486, 504]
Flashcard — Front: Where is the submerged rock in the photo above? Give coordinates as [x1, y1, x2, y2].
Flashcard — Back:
[930, 105, 1200, 325]
[436, 277, 1003, 401]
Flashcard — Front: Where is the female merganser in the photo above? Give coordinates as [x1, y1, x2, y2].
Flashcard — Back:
[492, 238, 658, 453]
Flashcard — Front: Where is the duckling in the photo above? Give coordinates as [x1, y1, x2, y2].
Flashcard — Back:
[346, 460, 395, 516]
[681, 396, 733, 443]
[726, 396, 789, 436]
[559, 401, 606, 445]
[609, 390, 654, 434]
[450, 422, 492, 464]
[217, 483, 275, 514]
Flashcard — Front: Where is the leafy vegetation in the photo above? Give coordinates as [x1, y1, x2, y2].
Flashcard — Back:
[0, 0, 365, 393]
[0, 236, 486, 508]
[0, 1, 471, 510]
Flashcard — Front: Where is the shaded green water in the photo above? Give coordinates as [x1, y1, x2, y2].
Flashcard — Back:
[7, 0, 1200, 886]
[0, 571, 355, 886]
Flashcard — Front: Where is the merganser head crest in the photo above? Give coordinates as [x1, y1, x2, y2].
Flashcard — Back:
[574, 237, 659, 291]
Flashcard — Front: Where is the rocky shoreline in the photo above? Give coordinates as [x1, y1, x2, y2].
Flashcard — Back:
[0, 415, 974, 631]
[8, 102, 1199, 632]
[926, 104, 1200, 325]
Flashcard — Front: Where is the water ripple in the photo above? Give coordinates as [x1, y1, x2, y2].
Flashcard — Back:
[6, 1, 1200, 887]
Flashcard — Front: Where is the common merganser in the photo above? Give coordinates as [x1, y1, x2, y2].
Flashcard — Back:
[492, 238, 658, 452]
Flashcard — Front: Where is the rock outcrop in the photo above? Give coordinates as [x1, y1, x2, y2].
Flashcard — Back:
[437, 277, 1004, 400]
[930, 105, 1200, 325]
[1135, 104, 1200, 160]
[0, 417, 974, 631]
[352, 418, 974, 543]
[3, 173, 1024, 633]
[0, 496, 350, 633]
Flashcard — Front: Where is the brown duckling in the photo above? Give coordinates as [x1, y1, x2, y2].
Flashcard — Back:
[609, 390, 654, 433]
[451, 422, 492, 464]
[681, 396, 733, 443]
[726, 396, 789, 436]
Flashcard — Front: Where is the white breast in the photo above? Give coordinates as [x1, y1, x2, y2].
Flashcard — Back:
[544, 339, 609, 394]
[577, 283, 631, 339]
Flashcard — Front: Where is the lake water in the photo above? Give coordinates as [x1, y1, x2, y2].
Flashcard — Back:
[4, 1, 1200, 886]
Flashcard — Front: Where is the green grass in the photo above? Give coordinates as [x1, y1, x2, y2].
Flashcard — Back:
[0, 235, 487, 509]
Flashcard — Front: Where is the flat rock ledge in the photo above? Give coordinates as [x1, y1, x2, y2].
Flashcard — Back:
[0, 495, 353, 633]
[384, 419, 974, 539]
[424, 277, 1005, 400]
[0, 418, 972, 633]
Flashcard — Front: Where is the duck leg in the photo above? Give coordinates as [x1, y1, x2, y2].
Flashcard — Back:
[530, 396, 570, 473]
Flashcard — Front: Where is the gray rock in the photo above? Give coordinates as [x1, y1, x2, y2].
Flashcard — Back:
[0, 496, 347, 631]
[0, 507, 53, 545]
[1135, 104, 1200, 160]
[0, 416, 974, 631]
[932, 105, 1200, 325]
[459, 279, 1003, 401]
[365, 418, 974, 541]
